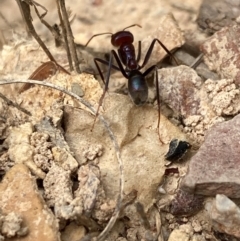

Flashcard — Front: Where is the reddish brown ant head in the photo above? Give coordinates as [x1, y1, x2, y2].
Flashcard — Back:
[111, 31, 134, 47]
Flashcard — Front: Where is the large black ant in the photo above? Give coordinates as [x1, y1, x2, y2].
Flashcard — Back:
[85, 24, 179, 143]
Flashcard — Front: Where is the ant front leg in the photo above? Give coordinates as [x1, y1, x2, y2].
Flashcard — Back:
[140, 38, 179, 70]
[94, 57, 120, 85]
[143, 65, 163, 144]
[91, 50, 128, 130]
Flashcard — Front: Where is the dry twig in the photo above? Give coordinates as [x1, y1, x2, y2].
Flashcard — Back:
[57, 0, 81, 73]
[0, 92, 31, 116]
[16, 0, 56, 62]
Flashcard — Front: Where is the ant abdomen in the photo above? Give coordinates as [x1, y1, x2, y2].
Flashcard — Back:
[128, 70, 148, 105]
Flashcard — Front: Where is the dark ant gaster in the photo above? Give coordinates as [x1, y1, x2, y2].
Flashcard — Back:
[85, 24, 179, 143]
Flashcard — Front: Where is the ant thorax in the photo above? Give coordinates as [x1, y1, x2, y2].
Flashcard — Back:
[118, 44, 138, 70]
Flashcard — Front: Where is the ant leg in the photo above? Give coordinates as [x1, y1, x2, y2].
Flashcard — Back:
[136, 41, 141, 63]
[91, 50, 128, 130]
[190, 53, 204, 69]
[94, 57, 120, 85]
[140, 38, 179, 69]
[155, 67, 164, 144]
[143, 65, 163, 144]
[91, 54, 114, 131]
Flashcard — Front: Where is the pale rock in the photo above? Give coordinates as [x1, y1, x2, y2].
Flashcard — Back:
[8, 144, 34, 165]
[192, 234, 206, 241]
[158, 65, 225, 144]
[74, 164, 100, 215]
[1, 212, 27, 238]
[158, 66, 202, 118]
[192, 219, 202, 233]
[64, 93, 189, 211]
[206, 194, 240, 238]
[43, 162, 102, 221]
[61, 222, 86, 241]
[52, 147, 78, 172]
[168, 229, 191, 241]
[83, 144, 103, 161]
[204, 79, 240, 116]
[6, 123, 33, 145]
[0, 164, 60, 241]
[141, 13, 185, 71]
[43, 164, 74, 219]
[6, 123, 45, 179]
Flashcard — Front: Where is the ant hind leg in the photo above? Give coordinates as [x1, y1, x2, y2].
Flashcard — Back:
[155, 67, 164, 144]
[140, 38, 179, 70]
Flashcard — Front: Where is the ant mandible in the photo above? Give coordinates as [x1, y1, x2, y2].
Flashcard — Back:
[85, 24, 179, 143]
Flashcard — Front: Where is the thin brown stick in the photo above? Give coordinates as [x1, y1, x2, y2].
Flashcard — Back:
[58, 0, 81, 73]
[135, 202, 151, 230]
[56, 0, 73, 70]
[31, 2, 62, 46]
[0, 78, 123, 241]
[0, 92, 31, 116]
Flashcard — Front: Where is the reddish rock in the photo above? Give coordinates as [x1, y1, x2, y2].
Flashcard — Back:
[170, 189, 204, 217]
[158, 65, 202, 117]
[181, 114, 240, 198]
[0, 164, 60, 241]
[201, 24, 240, 85]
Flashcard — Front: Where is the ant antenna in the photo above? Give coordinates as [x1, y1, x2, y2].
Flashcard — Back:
[85, 24, 142, 47]
[85, 32, 113, 47]
[123, 24, 142, 31]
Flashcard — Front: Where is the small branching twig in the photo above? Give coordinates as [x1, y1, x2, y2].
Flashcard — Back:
[0, 92, 31, 116]
[31, 2, 62, 46]
[0, 78, 123, 241]
[16, 0, 56, 62]
[135, 202, 151, 230]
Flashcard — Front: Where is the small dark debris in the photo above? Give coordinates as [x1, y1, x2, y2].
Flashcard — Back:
[213, 230, 240, 241]
[165, 139, 191, 162]
[164, 167, 179, 176]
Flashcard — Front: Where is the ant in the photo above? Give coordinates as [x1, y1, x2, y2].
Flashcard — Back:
[85, 24, 179, 143]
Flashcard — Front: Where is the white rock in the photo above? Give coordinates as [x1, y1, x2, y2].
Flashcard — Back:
[206, 194, 240, 238]
[168, 229, 190, 241]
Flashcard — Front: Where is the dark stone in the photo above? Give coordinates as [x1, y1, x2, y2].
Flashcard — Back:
[165, 139, 191, 162]
[170, 189, 204, 217]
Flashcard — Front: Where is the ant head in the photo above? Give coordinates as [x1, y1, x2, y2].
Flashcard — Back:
[111, 31, 134, 47]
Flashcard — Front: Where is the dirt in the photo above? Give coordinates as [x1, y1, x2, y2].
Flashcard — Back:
[0, 0, 239, 241]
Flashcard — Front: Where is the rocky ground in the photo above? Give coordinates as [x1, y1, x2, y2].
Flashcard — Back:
[1, 0, 240, 241]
